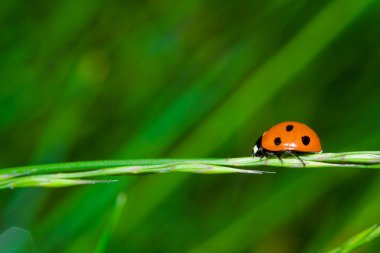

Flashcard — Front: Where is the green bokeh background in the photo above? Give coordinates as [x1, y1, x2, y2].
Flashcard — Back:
[1, 0, 380, 252]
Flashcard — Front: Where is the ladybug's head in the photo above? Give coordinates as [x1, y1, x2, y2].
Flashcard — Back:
[252, 135, 265, 157]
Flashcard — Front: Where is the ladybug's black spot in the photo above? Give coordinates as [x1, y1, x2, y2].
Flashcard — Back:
[274, 137, 281, 146]
[286, 124, 294, 132]
[302, 136, 310, 146]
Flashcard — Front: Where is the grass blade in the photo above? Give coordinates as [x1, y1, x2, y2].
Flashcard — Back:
[2, 151, 380, 189]
[327, 225, 380, 253]
[95, 193, 127, 253]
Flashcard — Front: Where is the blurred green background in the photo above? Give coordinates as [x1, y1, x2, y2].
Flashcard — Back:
[1, 0, 380, 252]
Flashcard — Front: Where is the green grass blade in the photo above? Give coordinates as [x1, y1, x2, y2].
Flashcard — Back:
[2, 151, 380, 189]
[95, 193, 127, 253]
[327, 225, 380, 253]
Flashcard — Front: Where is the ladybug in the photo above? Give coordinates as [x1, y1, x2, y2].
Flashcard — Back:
[252, 121, 322, 165]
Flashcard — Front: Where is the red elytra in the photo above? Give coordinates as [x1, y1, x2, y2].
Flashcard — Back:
[253, 121, 322, 164]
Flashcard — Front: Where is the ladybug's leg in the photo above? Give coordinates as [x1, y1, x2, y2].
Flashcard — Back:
[274, 153, 284, 164]
[265, 151, 283, 164]
[284, 151, 305, 166]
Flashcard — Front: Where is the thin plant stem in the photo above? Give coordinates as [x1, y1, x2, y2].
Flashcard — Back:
[1, 151, 380, 189]
[327, 224, 380, 253]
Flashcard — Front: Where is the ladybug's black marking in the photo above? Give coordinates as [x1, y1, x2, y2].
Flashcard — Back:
[274, 137, 281, 146]
[286, 124, 294, 132]
[302, 136, 310, 146]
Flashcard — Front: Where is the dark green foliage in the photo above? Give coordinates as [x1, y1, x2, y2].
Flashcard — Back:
[1, 0, 380, 252]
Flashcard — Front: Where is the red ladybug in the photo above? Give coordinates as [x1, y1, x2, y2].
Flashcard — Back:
[253, 121, 322, 165]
